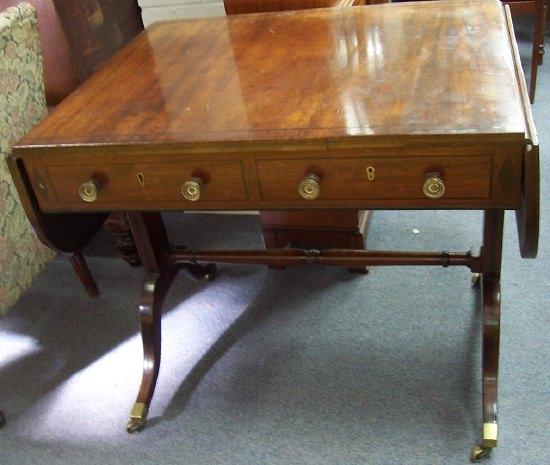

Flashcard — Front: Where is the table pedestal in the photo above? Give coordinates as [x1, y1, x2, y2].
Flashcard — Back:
[124, 209, 503, 461]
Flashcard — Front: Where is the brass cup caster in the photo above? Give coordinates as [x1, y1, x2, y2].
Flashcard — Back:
[471, 444, 491, 462]
[126, 417, 146, 433]
[471, 423, 497, 462]
[126, 402, 147, 434]
[471, 273, 481, 286]
[203, 264, 217, 281]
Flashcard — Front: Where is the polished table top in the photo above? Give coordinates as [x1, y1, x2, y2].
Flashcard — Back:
[19, 0, 528, 149]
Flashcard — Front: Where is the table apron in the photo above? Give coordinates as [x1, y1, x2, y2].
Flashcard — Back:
[22, 147, 523, 212]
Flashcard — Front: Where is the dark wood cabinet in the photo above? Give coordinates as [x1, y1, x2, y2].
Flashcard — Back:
[51, 0, 143, 82]
[0, 0, 78, 105]
[0, 0, 144, 105]
[260, 210, 370, 272]
[224, 0, 355, 14]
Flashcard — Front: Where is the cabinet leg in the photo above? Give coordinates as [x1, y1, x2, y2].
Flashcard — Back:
[126, 271, 176, 433]
[69, 252, 98, 297]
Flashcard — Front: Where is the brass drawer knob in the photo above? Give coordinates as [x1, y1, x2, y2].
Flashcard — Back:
[79, 180, 100, 203]
[182, 177, 204, 201]
[423, 173, 445, 199]
[298, 173, 321, 200]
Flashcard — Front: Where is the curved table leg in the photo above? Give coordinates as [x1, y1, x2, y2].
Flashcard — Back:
[125, 212, 174, 433]
[472, 210, 503, 462]
[126, 270, 177, 433]
[472, 277, 501, 462]
[125, 212, 217, 433]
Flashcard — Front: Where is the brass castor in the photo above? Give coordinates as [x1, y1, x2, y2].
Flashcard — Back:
[0, 410, 5, 428]
[471, 445, 491, 462]
[126, 417, 146, 433]
[203, 263, 217, 281]
[181, 262, 217, 281]
[471, 273, 481, 286]
[126, 402, 147, 433]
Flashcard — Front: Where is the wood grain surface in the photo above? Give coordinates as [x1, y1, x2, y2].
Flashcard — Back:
[17, 0, 527, 149]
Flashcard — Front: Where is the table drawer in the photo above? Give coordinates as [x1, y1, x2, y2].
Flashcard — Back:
[256, 156, 491, 201]
[45, 160, 248, 205]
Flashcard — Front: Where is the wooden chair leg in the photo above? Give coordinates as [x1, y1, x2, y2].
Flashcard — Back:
[68, 252, 99, 297]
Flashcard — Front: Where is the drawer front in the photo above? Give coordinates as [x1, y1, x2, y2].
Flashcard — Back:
[45, 160, 248, 205]
[256, 156, 491, 201]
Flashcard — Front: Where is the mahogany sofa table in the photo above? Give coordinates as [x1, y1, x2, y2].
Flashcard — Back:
[8, 0, 539, 461]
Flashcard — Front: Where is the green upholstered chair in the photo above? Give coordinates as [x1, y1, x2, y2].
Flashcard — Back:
[0, 2, 55, 314]
[0, 3, 101, 428]
[0, 3, 98, 317]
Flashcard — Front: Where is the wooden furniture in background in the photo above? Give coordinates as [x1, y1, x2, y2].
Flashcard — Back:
[505, 0, 546, 102]
[394, 0, 546, 102]
[224, 0, 355, 14]
[50, 0, 144, 83]
[224, 0, 370, 269]
[8, 1, 539, 461]
[224, 0, 388, 11]
[0, 0, 145, 266]
[260, 210, 370, 271]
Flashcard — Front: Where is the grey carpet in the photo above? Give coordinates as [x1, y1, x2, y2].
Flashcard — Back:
[0, 16, 549, 465]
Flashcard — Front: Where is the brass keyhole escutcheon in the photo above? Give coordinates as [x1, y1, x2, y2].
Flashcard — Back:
[137, 172, 145, 186]
[298, 173, 321, 200]
[423, 172, 445, 199]
[366, 166, 375, 181]
[79, 180, 101, 203]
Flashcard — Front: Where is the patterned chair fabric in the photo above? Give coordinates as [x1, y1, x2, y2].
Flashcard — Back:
[0, 2, 55, 314]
